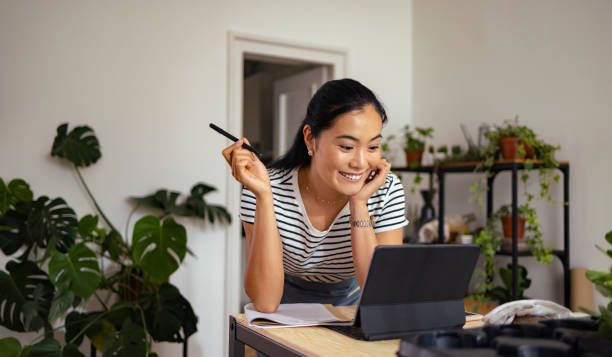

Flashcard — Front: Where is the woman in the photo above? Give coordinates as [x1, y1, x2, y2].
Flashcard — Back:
[223, 78, 407, 313]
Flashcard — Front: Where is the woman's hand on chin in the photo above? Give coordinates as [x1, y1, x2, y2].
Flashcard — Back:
[349, 159, 391, 205]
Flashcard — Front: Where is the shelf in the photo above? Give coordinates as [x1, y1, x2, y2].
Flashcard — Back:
[496, 249, 567, 262]
[393, 160, 570, 307]
[392, 160, 569, 174]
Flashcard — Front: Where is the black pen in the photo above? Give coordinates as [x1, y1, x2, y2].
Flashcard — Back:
[209, 123, 262, 158]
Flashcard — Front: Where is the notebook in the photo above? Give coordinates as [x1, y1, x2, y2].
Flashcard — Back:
[325, 244, 481, 340]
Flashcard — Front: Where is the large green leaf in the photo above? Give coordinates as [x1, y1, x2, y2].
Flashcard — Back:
[185, 183, 231, 224]
[131, 216, 186, 283]
[28, 197, 78, 255]
[50, 123, 101, 167]
[0, 197, 77, 260]
[131, 189, 192, 217]
[102, 229, 124, 261]
[139, 283, 198, 342]
[48, 243, 101, 298]
[0, 261, 54, 332]
[0, 207, 28, 256]
[62, 344, 85, 357]
[65, 311, 101, 347]
[28, 338, 61, 357]
[90, 320, 116, 353]
[0, 337, 22, 357]
[48, 290, 75, 322]
[0, 178, 33, 216]
[77, 215, 98, 239]
[102, 318, 147, 357]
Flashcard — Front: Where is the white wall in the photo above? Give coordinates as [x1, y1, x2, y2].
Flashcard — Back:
[0, 1, 412, 355]
[412, 0, 612, 307]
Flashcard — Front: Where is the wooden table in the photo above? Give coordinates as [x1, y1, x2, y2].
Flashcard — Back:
[228, 306, 485, 357]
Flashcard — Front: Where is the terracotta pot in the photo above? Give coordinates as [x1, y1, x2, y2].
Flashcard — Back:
[521, 143, 535, 158]
[500, 215, 529, 252]
[499, 137, 519, 159]
[500, 215, 526, 238]
[405, 149, 423, 167]
[499, 137, 534, 159]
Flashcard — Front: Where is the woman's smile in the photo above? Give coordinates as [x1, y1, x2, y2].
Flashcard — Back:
[339, 171, 364, 182]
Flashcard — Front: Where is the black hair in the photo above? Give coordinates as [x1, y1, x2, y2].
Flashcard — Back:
[267, 78, 388, 170]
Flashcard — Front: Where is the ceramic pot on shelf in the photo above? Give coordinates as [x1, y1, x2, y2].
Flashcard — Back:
[500, 215, 529, 252]
[405, 149, 423, 167]
[499, 137, 534, 160]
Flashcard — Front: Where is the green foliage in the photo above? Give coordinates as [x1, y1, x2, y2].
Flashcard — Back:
[51, 124, 101, 168]
[402, 125, 433, 152]
[131, 217, 186, 284]
[131, 183, 231, 224]
[0, 123, 230, 354]
[48, 243, 101, 299]
[586, 230, 612, 340]
[470, 204, 552, 304]
[0, 261, 54, 332]
[489, 264, 531, 303]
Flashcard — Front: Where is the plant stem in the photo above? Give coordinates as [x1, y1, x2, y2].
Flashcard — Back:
[136, 304, 150, 357]
[66, 302, 134, 345]
[125, 203, 140, 244]
[94, 292, 109, 311]
[74, 166, 119, 233]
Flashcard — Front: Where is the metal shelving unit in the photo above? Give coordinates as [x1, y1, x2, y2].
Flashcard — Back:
[393, 160, 570, 307]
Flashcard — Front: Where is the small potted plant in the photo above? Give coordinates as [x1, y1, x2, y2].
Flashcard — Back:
[486, 115, 537, 160]
[497, 204, 529, 253]
[403, 125, 433, 167]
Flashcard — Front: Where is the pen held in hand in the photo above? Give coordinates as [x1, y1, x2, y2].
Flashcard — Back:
[209, 123, 262, 158]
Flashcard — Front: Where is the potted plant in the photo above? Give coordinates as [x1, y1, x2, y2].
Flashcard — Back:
[585, 230, 612, 340]
[0, 123, 231, 356]
[487, 115, 537, 160]
[402, 125, 433, 168]
[489, 264, 531, 303]
[497, 205, 529, 253]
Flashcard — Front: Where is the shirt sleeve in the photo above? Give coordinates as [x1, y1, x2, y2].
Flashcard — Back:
[373, 172, 409, 234]
[239, 185, 257, 224]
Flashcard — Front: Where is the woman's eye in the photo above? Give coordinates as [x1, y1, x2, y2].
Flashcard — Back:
[369, 146, 380, 151]
[339, 145, 353, 151]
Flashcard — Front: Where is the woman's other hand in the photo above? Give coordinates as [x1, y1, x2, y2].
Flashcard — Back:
[222, 138, 271, 197]
[349, 159, 391, 205]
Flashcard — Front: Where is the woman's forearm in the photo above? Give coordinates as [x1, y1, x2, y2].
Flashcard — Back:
[349, 201, 378, 288]
[244, 192, 285, 312]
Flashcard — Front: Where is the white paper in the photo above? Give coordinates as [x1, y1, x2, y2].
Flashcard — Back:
[244, 303, 353, 328]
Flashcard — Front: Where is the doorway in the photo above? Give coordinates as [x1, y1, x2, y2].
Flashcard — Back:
[225, 32, 347, 325]
[242, 58, 331, 164]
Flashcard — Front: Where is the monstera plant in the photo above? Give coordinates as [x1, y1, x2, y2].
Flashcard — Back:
[0, 123, 231, 356]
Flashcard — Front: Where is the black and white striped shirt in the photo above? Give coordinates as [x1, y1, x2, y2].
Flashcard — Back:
[239, 168, 408, 283]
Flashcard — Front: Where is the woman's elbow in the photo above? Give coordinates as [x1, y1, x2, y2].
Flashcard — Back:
[252, 300, 280, 313]
[245, 284, 282, 313]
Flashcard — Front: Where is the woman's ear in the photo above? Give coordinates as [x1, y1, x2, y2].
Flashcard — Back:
[303, 124, 314, 152]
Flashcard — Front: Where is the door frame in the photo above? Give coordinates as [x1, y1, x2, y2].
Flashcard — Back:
[224, 31, 347, 321]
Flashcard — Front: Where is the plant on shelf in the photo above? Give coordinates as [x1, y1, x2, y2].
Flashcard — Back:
[402, 125, 433, 168]
[489, 264, 532, 304]
[469, 204, 552, 308]
[471, 115, 561, 206]
[0, 123, 231, 356]
[584, 230, 612, 340]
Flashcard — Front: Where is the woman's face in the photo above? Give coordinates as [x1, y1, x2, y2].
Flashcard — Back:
[306, 104, 383, 196]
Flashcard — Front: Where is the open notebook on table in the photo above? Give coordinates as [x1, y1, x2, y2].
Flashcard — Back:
[244, 244, 481, 340]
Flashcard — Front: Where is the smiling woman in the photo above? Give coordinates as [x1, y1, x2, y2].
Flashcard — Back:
[222, 79, 408, 313]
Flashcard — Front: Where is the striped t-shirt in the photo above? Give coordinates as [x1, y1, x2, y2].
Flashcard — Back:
[239, 167, 408, 283]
